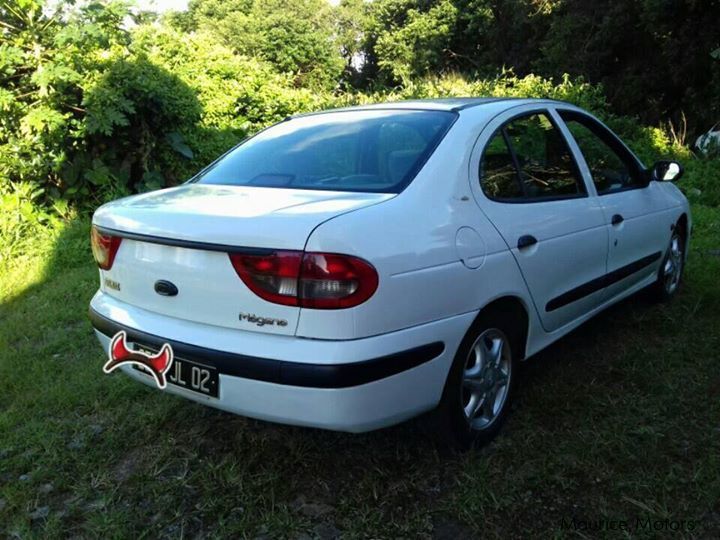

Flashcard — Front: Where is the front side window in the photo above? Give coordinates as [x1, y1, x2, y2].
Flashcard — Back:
[195, 110, 456, 193]
[480, 112, 585, 201]
[559, 111, 643, 194]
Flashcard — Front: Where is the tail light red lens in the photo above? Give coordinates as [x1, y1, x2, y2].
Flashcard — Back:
[229, 251, 378, 309]
[229, 250, 302, 306]
[298, 253, 378, 309]
[90, 226, 122, 270]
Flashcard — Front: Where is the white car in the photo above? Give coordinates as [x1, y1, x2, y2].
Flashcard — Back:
[89, 98, 690, 448]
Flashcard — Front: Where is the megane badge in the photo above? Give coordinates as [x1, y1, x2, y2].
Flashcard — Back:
[239, 312, 288, 327]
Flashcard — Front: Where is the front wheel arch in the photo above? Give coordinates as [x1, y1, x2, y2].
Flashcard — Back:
[676, 213, 689, 259]
[649, 215, 687, 302]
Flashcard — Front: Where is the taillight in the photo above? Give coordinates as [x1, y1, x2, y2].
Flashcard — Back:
[229, 250, 302, 306]
[90, 226, 122, 270]
[298, 253, 378, 309]
[229, 251, 378, 309]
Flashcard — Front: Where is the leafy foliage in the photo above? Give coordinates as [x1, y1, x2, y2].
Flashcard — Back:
[0, 0, 336, 208]
[170, 0, 344, 89]
[362, 0, 720, 131]
[372, 0, 458, 84]
[0, 181, 63, 267]
[0, 0, 719, 221]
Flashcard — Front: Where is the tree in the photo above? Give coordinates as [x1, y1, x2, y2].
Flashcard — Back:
[171, 0, 344, 89]
[373, 0, 458, 84]
[332, 0, 370, 86]
[0, 0, 133, 199]
[535, 0, 720, 127]
[0, 0, 202, 201]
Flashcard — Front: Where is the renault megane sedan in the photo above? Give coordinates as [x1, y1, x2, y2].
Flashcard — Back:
[89, 98, 690, 448]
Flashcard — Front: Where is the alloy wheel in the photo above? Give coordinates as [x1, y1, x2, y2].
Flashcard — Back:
[461, 328, 512, 430]
[663, 233, 683, 295]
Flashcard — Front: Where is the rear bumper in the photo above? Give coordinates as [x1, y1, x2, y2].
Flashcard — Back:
[90, 308, 444, 388]
[89, 291, 475, 432]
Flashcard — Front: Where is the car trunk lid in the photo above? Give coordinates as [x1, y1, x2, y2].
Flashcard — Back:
[93, 184, 393, 336]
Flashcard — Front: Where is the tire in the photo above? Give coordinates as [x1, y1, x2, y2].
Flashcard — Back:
[427, 311, 523, 451]
[649, 226, 686, 303]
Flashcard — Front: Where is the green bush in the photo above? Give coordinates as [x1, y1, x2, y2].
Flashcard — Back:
[169, 0, 344, 90]
[0, 183, 64, 268]
[681, 158, 720, 208]
[129, 25, 339, 175]
[0, 1, 345, 210]
[1, 0, 718, 221]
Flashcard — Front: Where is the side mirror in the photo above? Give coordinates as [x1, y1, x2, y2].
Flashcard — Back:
[651, 160, 684, 182]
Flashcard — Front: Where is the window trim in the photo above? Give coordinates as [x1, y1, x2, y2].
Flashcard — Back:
[479, 109, 589, 204]
[557, 109, 648, 196]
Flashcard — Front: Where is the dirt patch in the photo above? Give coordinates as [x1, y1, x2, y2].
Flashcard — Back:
[431, 517, 476, 540]
[112, 447, 147, 483]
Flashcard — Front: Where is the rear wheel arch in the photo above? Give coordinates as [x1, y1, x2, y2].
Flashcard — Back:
[470, 296, 530, 360]
[427, 295, 529, 450]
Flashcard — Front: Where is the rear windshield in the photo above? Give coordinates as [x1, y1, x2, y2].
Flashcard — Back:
[193, 110, 456, 193]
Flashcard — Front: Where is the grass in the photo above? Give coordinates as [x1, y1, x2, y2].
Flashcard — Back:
[1, 206, 719, 539]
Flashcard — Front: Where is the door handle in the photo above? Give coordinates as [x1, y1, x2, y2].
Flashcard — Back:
[517, 235, 537, 249]
[611, 214, 624, 226]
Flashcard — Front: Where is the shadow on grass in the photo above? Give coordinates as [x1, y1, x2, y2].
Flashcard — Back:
[1, 212, 719, 538]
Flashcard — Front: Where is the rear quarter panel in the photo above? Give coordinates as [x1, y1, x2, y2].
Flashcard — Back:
[298, 110, 540, 341]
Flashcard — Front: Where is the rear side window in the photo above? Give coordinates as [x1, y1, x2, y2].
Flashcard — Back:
[195, 110, 456, 193]
[481, 130, 522, 199]
[480, 112, 585, 201]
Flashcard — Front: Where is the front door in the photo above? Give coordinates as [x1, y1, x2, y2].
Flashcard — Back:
[470, 108, 608, 332]
[558, 110, 671, 301]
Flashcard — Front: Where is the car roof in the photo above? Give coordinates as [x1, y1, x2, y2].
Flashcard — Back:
[294, 97, 574, 116]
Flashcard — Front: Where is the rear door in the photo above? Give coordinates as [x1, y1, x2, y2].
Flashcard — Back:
[469, 107, 608, 332]
[557, 110, 671, 301]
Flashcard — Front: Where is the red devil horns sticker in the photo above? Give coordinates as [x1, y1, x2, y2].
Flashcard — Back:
[103, 331, 174, 389]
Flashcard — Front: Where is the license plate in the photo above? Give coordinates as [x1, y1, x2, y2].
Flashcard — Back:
[132, 345, 219, 398]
